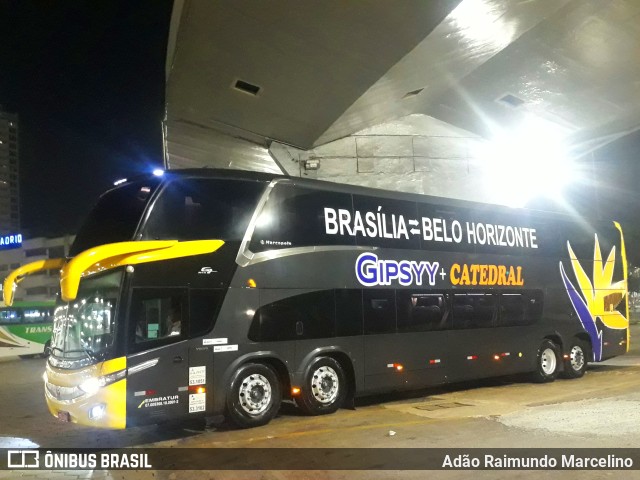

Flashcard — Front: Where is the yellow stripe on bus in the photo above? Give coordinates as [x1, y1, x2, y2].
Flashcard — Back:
[60, 240, 224, 301]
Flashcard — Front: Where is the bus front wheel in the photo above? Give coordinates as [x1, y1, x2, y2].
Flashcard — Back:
[531, 340, 560, 383]
[560, 340, 588, 379]
[43, 340, 52, 358]
[297, 356, 347, 416]
[226, 363, 281, 428]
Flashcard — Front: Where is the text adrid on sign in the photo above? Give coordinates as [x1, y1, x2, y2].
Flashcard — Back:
[0, 233, 22, 250]
[324, 208, 538, 249]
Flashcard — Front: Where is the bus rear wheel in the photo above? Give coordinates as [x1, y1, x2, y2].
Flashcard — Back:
[561, 340, 588, 379]
[297, 356, 346, 416]
[531, 340, 560, 383]
[226, 363, 281, 428]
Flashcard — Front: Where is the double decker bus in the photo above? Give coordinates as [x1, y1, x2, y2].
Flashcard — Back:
[3, 169, 629, 429]
[0, 300, 55, 359]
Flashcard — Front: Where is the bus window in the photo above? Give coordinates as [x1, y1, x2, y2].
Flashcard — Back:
[353, 195, 419, 250]
[249, 303, 300, 342]
[189, 289, 224, 338]
[397, 292, 447, 332]
[453, 294, 496, 329]
[143, 178, 265, 241]
[130, 289, 187, 348]
[498, 294, 525, 326]
[249, 290, 335, 341]
[526, 291, 544, 324]
[335, 289, 363, 337]
[364, 289, 396, 334]
[249, 184, 354, 253]
[293, 291, 335, 339]
[23, 309, 52, 323]
[0, 309, 21, 325]
[71, 179, 161, 256]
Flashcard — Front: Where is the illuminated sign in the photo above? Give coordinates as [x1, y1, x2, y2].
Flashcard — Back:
[324, 207, 538, 249]
[355, 252, 439, 287]
[450, 263, 524, 286]
[0, 233, 22, 250]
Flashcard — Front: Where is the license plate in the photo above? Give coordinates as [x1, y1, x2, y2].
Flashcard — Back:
[57, 411, 71, 422]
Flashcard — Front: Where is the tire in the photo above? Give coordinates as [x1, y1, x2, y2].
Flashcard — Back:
[43, 341, 52, 358]
[530, 339, 560, 383]
[297, 356, 347, 416]
[561, 340, 588, 379]
[226, 363, 281, 428]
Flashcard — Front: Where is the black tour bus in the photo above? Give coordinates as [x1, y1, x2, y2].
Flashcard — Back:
[4, 169, 629, 428]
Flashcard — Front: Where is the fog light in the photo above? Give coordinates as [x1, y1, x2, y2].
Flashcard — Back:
[89, 404, 106, 420]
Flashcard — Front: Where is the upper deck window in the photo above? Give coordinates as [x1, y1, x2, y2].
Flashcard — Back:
[142, 178, 265, 242]
[70, 178, 162, 256]
[249, 183, 354, 252]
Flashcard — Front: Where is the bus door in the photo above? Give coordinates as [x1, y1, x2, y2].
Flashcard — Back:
[125, 288, 191, 426]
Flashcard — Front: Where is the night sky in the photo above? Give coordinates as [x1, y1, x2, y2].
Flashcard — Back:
[0, 0, 173, 237]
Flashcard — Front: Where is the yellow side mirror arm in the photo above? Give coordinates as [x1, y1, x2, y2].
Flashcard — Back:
[3, 258, 66, 306]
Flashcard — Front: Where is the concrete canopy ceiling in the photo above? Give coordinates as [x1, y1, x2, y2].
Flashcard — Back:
[164, 0, 640, 168]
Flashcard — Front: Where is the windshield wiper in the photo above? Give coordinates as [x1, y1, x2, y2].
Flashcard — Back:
[60, 346, 96, 360]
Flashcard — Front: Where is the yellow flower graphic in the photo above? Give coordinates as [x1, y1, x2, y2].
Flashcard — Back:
[568, 235, 627, 330]
[559, 222, 629, 361]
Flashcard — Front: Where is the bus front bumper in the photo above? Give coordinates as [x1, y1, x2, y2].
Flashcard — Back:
[43, 356, 127, 429]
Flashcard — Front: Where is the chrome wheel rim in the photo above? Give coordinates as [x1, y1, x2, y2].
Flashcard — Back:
[540, 347, 557, 375]
[310, 366, 339, 404]
[569, 345, 585, 371]
[238, 373, 272, 415]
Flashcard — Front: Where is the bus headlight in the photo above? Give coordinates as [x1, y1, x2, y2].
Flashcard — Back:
[79, 378, 101, 395]
[79, 369, 127, 395]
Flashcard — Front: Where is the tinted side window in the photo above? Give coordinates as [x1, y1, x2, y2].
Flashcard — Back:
[71, 179, 161, 256]
[397, 292, 448, 332]
[248, 290, 335, 341]
[248, 302, 299, 342]
[498, 294, 525, 326]
[249, 184, 354, 253]
[527, 290, 544, 323]
[364, 289, 396, 334]
[190, 289, 224, 337]
[335, 289, 363, 336]
[352, 195, 419, 249]
[143, 179, 265, 241]
[453, 294, 496, 329]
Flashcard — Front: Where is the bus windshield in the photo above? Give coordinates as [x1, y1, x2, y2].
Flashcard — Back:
[50, 270, 123, 367]
[70, 178, 162, 256]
